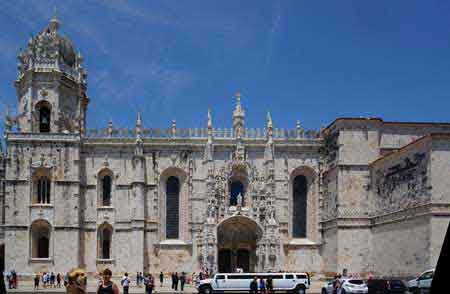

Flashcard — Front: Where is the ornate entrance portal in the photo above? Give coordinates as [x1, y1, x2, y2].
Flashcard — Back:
[217, 216, 263, 273]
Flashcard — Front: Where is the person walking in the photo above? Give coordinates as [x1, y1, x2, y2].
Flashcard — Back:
[180, 272, 186, 292]
[34, 273, 40, 290]
[57, 273, 61, 288]
[266, 276, 273, 294]
[159, 271, 164, 287]
[174, 272, 179, 291]
[250, 276, 259, 294]
[6, 271, 12, 289]
[144, 273, 155, 294]
[50, 272, 55, 288]
[171, 272, 175, 289]
[121, 272, 131, 294]
[333, 280, 344, 294]
[97, 268, 119, 294]
[12, 270, 17, 289]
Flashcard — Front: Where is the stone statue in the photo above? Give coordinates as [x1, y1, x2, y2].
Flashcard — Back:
[237, 192, 243, 208]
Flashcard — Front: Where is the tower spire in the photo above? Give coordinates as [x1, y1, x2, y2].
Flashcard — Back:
[49, 6, 60, 32]
[232, 91, 245, 138]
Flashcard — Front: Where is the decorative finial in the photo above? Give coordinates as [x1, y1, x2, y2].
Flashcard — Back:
[267, 112, 273, 129]
[207, 108, 212, 129]
[107, 119, 113, 137]
[233, 91, 245, 118]
[49, 6, 60, 32]
[171, 119, 177, 137]
[136, 112, 142, 127]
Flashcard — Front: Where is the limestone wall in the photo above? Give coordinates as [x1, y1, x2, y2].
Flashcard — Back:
[370, 216, 430, 277]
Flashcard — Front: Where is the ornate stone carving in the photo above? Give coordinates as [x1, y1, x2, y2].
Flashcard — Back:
[374, 152, 430, 213]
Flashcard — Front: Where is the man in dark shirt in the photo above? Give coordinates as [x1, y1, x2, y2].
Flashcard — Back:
[250, 276, 258, 294]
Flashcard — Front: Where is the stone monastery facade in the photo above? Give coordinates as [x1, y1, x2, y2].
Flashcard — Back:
[0, 17, 449, 277]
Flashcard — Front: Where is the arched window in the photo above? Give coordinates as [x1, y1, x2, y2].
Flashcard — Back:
[98, 224, 112, 259]
[39, 106, 51, 133]
[101, 175, 112, 206]
[31, 220, 51, 258]
[293, 175, 308, 238]
[36, 176, 51, 204]
[166, 176, 180, 239]
[230, 181, 245, 206]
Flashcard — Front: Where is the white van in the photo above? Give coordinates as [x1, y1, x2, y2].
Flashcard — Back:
[196, 272, 310, 294]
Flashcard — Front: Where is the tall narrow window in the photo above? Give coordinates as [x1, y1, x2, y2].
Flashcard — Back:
[37, 177, 51, 204]
[293, 175, 308, 238]
[166, 176, 180, 239]
[39, 106, 51, 133]
[31, 220, 51, 258]
[102, 175, 112, 206]
[98, 224, 112, 259]
[230, 181, 245, 206]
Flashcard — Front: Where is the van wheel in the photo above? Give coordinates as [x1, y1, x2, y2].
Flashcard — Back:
[200, 285, 213, 294]
[293, 285, 306, 294]
[321, 289, 327, 294]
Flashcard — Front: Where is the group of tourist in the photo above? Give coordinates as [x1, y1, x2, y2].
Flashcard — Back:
[249, 276, 274, 294]
[5, 269, 18, 289]
[33, 271, 63, 289]
[169, 271, 187, 291]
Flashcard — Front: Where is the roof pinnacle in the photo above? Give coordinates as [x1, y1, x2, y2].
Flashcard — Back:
[49, 6, 60, 32]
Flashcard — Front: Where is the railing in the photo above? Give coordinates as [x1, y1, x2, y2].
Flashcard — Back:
[85, 127, 321, 140]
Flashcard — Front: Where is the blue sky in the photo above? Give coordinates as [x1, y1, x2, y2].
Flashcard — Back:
[1, 0, 450, 137]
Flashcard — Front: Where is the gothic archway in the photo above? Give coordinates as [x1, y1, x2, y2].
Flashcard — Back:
[217, 216, 263, 272]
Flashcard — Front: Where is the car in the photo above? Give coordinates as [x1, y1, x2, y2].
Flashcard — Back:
[367, 278, 408, 294]
[321, 278, 368, 294]
[408, 270, 433, 294]
[415, 269, 434, 294]
[196, 272, 310, 294]
[407, 276, 419, 293]
[321, 280, 335, 294]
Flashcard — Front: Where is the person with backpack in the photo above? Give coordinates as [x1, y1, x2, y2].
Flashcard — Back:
[121, 272, 130, 294]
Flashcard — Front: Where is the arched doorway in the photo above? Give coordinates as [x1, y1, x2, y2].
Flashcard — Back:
[217, 216, 263, 272]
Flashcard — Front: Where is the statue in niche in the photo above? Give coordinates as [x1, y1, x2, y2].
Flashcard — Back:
[237, 192, 243, 208]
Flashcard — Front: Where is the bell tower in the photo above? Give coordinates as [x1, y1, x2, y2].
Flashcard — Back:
[11, 15, 89, 134]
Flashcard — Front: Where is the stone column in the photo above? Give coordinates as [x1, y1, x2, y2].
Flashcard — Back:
[131, 153, 146, 272]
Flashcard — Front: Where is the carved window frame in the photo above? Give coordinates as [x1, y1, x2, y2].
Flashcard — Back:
[289, 166, 317, 240]
[31, 167, 54, 206]
[97, 222, 114, 261]
[97, 168, 114, 208]
[29, 219, 53, 260]
[159, 167, 188, 241]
